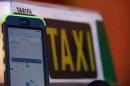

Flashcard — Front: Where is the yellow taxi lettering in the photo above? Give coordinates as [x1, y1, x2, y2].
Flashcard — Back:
[46, 27, 59, 71]
[46, 19, 97, 78]
[46, 27, 96, 72]
[72, 30, 89, 72]
[61, 29, 75, 71]
[86, 31, 96, 71]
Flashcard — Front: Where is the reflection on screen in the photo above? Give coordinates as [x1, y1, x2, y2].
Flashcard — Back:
[8, 27, 44, 86]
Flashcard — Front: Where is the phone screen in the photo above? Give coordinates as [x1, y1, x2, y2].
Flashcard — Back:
[8, 27, 45, 86]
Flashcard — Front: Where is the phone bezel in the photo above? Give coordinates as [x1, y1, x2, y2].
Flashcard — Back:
[3, 15, 49, 86]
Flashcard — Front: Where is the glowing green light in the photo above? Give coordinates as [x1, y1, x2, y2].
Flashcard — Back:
[1, 13, 46, 26]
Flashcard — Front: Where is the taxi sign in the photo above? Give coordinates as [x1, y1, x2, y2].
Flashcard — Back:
[46, 19, 97, 79]
[0, 1, 116, 84]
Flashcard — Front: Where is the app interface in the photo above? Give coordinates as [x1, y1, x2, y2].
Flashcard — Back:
[8, 27, 44, 86]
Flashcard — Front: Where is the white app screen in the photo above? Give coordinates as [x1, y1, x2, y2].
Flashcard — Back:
[8, 27, 45, 86]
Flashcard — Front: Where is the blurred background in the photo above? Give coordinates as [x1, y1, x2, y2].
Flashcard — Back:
[28, 0, 129, 86]
[0, 0, 129, 86]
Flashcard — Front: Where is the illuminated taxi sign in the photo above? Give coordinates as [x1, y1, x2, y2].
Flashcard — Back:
[46, 19, 97, 79]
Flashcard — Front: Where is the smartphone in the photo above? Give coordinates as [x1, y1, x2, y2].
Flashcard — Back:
[2, 14, 49, 86]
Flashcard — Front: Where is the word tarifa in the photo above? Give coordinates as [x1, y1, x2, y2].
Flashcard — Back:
[16, 7, 32, 14]
[47, 27, 96, 72]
